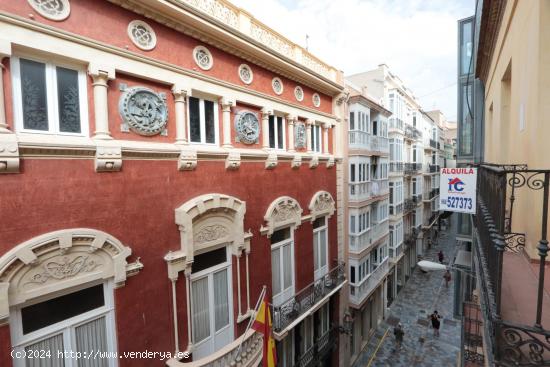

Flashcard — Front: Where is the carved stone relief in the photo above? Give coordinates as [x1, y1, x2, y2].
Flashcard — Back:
[294, 86, 304, 102]
[234, 111, 260, 144]
[22, 255, 101, 287]
[119, 85, 168, 136]
[193, 45, 213, 70]
[262, 197, 303, 237]
[272, 77, 283, 95]
[238, 64, 253, 84]
[194, 224, 229, 244]
[295, 122, 306, 149]
[127, 20, 157, 51]
[28, 0, 70, 21]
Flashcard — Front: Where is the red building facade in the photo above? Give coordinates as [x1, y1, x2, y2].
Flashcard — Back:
[0, 1, 346, 366]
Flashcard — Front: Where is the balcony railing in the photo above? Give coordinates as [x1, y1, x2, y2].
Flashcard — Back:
[429, 164, 440, 173]
[297, 328, 338, 367]
[348, 130, 370, 149]
[404, 162, 422, 175]
[473, 164, 550, 366]
[272, 263, 346, 334]
[349, 181, 372, 201]
[404, 124, 422, 141]
[429, 188, 440, 199]
[350, 258, 389, 305]
[404, 198, 415, 212]
[390, 162, 403, 173]
[349, 220, 389, 253]
[167, 329, 262, 367]
[370, 135, 389, 153]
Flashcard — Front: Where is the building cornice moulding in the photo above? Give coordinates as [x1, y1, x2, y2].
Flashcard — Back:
[106, 0, 344, 95]
[0, 13, 338, 121]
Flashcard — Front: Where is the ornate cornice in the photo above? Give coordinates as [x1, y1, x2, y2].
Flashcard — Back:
[476, 0, 507, 83]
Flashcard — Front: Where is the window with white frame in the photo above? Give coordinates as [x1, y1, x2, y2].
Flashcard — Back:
[188, 96, 219, 144]
[11, 282, 117, 367]
[276, 332, 294, 367]
[301, 315, 314, 356]
[271, 228, 295, 306]
[268, 115, 285, 149]
[318, 303, 330, 336]
[351, 257, 370, 285]
[389, 138, 403, 162]
[313, 217, 328, 280]
[349, 111, 355, 130]
[311, 124, 322, 152]
[11, 56, 89, 135]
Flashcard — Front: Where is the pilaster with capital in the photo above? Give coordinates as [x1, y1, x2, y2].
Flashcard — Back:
[306, 119, 314, 153]
[323, 122, 331, 154]
[287, 115, 296, 152]
[172, 86, 188, 144]
[0, 40, 12, 133]
[0, 41, 20, 173]
[261, 107, 272, 149]
[88, 64, 115, 140]
[221, 98, 235, 148]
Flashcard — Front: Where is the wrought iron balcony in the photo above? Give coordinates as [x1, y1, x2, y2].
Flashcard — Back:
[404, 198, 416, 211]
[429, 188, 440, 199]
[404, 162, 422, 175]
[297, 328, 338, 367]
[272, 264, 346, 336]
[472, 164, 550, 366]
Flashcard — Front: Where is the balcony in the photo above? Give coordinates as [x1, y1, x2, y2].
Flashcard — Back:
[390, 203, 403, 216]
[166, 329, 262, 367]
[349, 258, 389, 306]
[297, 328, 338, 367]
[429, 164, 440, 173]
[370, 135, 389, 154]
[272, 264, 346, 337]
[348, 130, 370, 150]
[389, 242, 403, 261]
[471, 164, 550, 366]
[404, 162, 422, 175]
[349, 220, 389, 254]
[390, 162, 403, 173]
[404, 124, 422, 141]
[404, 198, 416, 212]
[389, 117, 404, 132]
[349, 181, 372, 202]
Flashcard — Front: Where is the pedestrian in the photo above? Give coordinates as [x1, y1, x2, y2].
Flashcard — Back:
[394, 322, 405, 349]
[429, 311, 442, 336]
[438, 250, 444, 263]
[444, 270, 451, 288]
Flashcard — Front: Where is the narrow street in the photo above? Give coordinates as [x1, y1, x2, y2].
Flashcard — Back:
[353, 217, 461, 367]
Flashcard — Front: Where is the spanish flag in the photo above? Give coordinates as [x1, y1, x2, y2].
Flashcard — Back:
[252, 294, 277, 367]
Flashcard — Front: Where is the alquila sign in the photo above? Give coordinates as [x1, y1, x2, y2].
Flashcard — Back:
[440, 168, 478, 214]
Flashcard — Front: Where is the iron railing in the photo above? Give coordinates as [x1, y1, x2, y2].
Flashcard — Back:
[404, 198, 416, 211]
[429, 164, 440, 173]
[404, 162, 422, 175]
[297, 327, 338, 367]
[473, 164, 550, 366]
[390, 162, 403, 172]
[272, 264, 345, 333]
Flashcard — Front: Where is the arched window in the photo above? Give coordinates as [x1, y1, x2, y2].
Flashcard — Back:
[0, 229, 141, 367]
[309, 191, 335, 280]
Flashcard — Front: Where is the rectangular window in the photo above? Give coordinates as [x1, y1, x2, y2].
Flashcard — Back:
[311, 124, 322, 152]
[12, 56, 88, 135]
[188, 96, 218, 144]
[350, 112, 355, 130]
[269, 115, 285, 149]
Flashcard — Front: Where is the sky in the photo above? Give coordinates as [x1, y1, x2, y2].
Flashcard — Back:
[230, 0, 474, 120]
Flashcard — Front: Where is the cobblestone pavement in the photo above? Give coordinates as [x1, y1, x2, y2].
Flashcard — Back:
[353, 218, 461, 367]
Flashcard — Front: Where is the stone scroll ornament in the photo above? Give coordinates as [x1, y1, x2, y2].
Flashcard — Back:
[119, 85, 168, 136]
[295, 122, 306, 148]
[235, 111, 260, 144]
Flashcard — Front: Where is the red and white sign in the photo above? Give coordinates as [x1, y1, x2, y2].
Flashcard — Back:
[440, 168, 477, 214]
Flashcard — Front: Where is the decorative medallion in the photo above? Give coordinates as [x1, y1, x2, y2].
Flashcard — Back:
[294, 86, 304, 102]
[312, 93, 321, 107]
[23, 255, 100, 285]
[127, 20, 157, 51]
[119, 85, 168, 136]
[238, 64, 253, 84]
[193, 45, 213, 70]
[28, 0, 70, 21]
[194, 225, 229, 244]
[272, 77, 283, 95]
[295, 122, 306, 148]
[235, 111, 260, 144]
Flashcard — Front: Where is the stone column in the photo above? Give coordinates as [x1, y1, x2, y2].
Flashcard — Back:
[306, 118, 313, 153]
[323, 122, 331, 154]
[287, 115, 296, 152]
[184, 266, 193, 352]
[0, 40, 12, 133]
[221, 98, 235, 148]
[261, 107, 272, 149]
[88, 64, 115, 140]
[172, 85, 187, 145]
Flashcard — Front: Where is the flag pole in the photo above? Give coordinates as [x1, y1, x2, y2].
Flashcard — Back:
[234, 285, 266, 362]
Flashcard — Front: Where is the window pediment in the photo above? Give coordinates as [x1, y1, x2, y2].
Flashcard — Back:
[262, 196, 303, 237]
[309, 191, 335, 222]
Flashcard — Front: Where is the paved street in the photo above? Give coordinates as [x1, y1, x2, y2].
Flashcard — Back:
[353, 218, 461, 367]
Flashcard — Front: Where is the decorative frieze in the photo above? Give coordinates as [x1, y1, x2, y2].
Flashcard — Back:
[265, 151, 277, 170]
[119, 85, 168, 136]
[0, 134, 19, 173]
[178, 148, 197, 171]
[225, 151, 241, 170]
[95, 146, 122, 172]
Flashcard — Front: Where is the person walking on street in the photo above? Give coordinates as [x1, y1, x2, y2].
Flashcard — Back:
[444, 270, 452, 288]
[438, 250, 444, 263]
[430, 311, 442, 336]
[394, 323, 405, 350]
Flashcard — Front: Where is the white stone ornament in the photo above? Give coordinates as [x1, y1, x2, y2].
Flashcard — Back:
[239, 64, 253, 84]
[119, 85, 168, 136]
[235, 111, 260, 144]
[295, 122, 306, 148]
[294, 86, 304, 102]
[28, 0, 70, 21]
[193, 45, 213, 70]
[312, 93, 321, 107]
[272, 77, 283, 95]
[127, 20, 157, 51]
